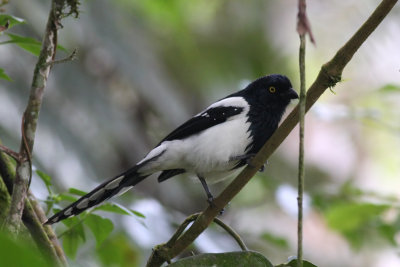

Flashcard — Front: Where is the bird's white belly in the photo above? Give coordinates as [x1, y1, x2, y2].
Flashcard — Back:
[138, 117, 251, 182]
[182, 118, 251, 175]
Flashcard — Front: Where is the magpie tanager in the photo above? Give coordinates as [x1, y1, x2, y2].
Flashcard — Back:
[45, 74, 298, 224]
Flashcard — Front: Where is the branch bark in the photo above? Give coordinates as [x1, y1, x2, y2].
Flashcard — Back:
[4, 0, 67, 235]
[0, 170, 11, 224]
[146, 0, 398, 265]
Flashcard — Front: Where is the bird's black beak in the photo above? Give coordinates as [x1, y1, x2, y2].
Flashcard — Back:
[283, 88, 299, 100]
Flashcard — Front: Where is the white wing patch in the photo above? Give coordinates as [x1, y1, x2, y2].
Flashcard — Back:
[137, 145, 166, 166]
[76, 198, 90, 209]
[105, 175, 124, 190]
[89, 188, 105, 201]
[196, 96, 249, 117]
[64, 207, 73, 216]
[116, 186, 133, 197]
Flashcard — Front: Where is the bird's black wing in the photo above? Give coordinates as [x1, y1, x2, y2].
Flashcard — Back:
[157, 105, 244, 145]
[153, 105, 245, 182]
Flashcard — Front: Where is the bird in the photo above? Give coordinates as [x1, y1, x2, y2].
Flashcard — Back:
[45, 74, 298, 225]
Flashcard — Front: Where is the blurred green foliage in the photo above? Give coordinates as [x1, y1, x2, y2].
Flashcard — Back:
[119, 0, 291, 92]
[0, 232, 52, 267]
[313, 181, 400, 248]
[0, 68, 11, 81]
[96, 232, 140, 267]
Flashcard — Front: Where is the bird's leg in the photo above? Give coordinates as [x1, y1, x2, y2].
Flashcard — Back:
[198, 175, 225, 215]
[198, 175, 214, 205]
[230, 153, 267, 172]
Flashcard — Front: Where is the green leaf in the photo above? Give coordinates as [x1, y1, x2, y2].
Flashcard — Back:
[261, 232, 289, 249]
[0, 33, 68, 56]
[276, 259, 318, 267]
[68, 187, 87, 196]
[58, 193, 78, 203]
[95, 202, 146, 218]
[0, 33, 42, 56]
[61, 215, 86, 241]
[0, 14, 25, 29]
[36, 170, 52, 187]
[96, 233, 140, 266]
[168, 251, 273, 267]
[379, 84, 400, 93]
[60, 215, 86, 259]
[85, 214, 114, 248]
[95, 203, 131, 215]
[62, 225, 85, 259]
[325, 202, 389, 232]
[129, 208, 146, 218]
[377, 223, 398, 245]
[0, 233, 51, 267]
[0, 68, 12, 81]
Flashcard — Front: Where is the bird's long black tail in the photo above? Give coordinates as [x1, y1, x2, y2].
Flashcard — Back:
[45, 166, 148, 225]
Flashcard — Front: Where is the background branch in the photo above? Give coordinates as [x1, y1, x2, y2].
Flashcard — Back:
[4, 0, 69, 235]
[146, 0, 398, 265]
[0, 0, 78, 265]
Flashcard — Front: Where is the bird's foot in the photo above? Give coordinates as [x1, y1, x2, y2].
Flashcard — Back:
[206, 196, 225, 215]
[258, 160, 268, 172]
[231, 153, 268, 172]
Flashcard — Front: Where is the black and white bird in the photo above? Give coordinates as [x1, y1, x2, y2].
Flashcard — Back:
[45, 74, 298, 225]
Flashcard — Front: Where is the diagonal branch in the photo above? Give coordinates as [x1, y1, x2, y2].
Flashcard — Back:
[146, 0, 398, 265]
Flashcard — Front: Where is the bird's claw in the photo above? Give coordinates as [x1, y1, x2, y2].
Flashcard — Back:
[207, 197, 225, 215]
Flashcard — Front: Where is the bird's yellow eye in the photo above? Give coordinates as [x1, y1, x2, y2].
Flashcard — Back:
[269, 86, 276, 93]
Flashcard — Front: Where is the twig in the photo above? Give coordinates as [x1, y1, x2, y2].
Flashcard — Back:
[146, 0, 398, 266]
[296, 0, 309, 265]
[167, 213, 247, 251]
[166, 214, 199, 248]
[297, 0, 315, 44]
[0, 144, 19, 162]
[297, 34, 306, 267]
[147, 213, 247, 266]
[45, 49, 77, 67]
[213, 216, 248, 251]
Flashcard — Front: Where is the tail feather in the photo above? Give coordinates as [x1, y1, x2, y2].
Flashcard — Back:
[44, 167, 147, 225]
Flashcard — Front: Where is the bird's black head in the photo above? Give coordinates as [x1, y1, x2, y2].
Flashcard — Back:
[239, 74, 298, 155]
[240, 74, 298, 130]
[246, 74, 298, 108]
